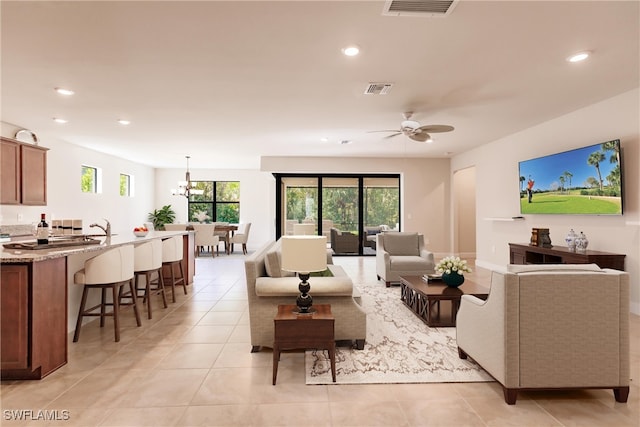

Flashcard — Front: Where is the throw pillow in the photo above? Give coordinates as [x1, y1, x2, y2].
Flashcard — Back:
[264, 250, 295, 278]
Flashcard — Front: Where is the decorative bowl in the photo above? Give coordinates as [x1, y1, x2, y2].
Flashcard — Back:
[133, 230, 148, 237]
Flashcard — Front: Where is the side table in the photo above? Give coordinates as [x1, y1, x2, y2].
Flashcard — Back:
[272, 304, 336, 385]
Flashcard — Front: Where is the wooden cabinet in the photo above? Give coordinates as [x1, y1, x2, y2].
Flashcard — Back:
[509, 243, 626, 270]
[1, 137, 48, 205]
[1, 138, 20, 204]
[0, 266, 29, 370]
[1, 258, 68, 379]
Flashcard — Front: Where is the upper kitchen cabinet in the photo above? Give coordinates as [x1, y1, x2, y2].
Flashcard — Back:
[1, 137, 48, 205]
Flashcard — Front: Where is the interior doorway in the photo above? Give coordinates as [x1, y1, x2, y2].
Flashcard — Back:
[453, 166, 476, 259]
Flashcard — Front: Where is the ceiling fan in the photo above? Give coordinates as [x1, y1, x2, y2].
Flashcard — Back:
[369, 112, 454, 142]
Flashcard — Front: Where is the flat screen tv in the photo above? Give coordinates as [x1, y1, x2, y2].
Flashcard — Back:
[519, 139, 623, 215]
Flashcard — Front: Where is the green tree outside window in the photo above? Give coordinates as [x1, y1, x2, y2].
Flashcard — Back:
[81, 166, 96, 193]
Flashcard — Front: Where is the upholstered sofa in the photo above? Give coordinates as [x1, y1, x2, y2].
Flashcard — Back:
[376, 232, 435, 287]
[456, 263, 630, 404]
[244, 239, 366, 352]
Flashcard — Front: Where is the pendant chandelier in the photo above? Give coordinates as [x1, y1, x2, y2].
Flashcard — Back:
[171, 156, 204, 198]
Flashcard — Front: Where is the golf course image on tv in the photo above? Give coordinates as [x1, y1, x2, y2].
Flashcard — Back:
[519, 139, 623, 215]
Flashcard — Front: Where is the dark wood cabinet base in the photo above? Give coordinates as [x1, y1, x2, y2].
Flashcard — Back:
[509, 243, 625, 270]
[1, 257, 67, 380]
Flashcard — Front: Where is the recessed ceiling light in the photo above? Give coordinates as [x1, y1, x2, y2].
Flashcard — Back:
[117, 119, 131, 125]
[342, 45, 360, 56]
[55, 87, 74, 95]
[567, 51, 590, 63]
[52, 117, 67, 124]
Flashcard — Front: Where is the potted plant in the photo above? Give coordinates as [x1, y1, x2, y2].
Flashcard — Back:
[147, 205, 176, 230]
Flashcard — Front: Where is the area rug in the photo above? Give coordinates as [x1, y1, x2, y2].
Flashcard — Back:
[305, 282, 495, 384]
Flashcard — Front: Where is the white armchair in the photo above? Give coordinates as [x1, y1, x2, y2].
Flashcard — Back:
[456, 264, 630, 404]
[375, 232, 435, 287]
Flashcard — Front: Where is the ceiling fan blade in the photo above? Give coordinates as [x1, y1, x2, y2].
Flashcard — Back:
[410, 132, 431, 142]
[383, 132, 402, 139]
[419, 125, 454, 133]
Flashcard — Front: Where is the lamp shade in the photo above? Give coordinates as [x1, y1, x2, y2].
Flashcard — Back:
[280, 236, 327, 274]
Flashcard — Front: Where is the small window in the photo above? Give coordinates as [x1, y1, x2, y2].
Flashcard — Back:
[81, 166, 97, 193]
[120, 174, 131, 197]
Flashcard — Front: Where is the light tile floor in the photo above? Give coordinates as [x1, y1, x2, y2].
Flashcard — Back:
[1, 253, 638, 426]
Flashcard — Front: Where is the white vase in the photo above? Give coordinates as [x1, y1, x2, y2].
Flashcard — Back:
[565, 229, 577, 251]
[575, 231, 589, 251]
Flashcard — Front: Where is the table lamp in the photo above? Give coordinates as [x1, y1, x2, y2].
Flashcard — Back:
[280, 236, 327, 313]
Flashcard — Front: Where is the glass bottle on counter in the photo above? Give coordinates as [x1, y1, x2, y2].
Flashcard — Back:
[36, 213, 49, 245]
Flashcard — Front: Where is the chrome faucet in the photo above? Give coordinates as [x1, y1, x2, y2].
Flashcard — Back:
[89, 219, 111, 237]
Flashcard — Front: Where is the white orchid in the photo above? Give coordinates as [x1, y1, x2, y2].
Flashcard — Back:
[435, 256, 472, 275]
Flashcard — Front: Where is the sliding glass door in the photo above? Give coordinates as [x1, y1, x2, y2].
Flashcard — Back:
[282, 177, 318, 235]
[275, 174, 400, 255]
[322, 177, 359, 255]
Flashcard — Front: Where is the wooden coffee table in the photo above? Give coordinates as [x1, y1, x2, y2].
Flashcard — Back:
[399, 276, 489, 327]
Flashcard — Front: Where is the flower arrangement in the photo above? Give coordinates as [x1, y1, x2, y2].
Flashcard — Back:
[193, 211, 210, 223]
[435, 256, 472, 276]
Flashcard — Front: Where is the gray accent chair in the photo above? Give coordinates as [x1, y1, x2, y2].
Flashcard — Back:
[376, 232, 435, 287]
[456, 264, 630, 405]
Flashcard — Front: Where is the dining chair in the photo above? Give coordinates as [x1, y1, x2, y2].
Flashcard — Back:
[192, 223, 220, 256]
[230, 222, 251, 254]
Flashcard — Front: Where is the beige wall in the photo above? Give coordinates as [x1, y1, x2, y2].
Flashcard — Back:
[452, 88, 640, 314]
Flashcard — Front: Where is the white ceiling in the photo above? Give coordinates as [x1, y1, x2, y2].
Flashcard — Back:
[1, 1, 638, 169]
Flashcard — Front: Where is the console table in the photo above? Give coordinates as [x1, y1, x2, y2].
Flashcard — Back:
[509, 243, 625, 270]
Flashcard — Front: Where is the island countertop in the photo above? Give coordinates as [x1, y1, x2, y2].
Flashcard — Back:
[1, 229, 196, 380]
[0, 230, 191, 263]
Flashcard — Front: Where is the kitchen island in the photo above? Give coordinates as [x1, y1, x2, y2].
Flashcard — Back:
[0, 230, 194, 380]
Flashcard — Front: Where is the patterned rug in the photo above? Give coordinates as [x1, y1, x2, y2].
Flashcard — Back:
[305, 282, 495, 384]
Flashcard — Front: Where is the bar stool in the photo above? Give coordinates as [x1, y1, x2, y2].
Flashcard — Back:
[162, 235, 186, 303]
[133, 239, 168, 319]
[73, 245, 141, 342]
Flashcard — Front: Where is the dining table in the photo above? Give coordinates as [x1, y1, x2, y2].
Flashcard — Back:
[214, 224, 238, 254]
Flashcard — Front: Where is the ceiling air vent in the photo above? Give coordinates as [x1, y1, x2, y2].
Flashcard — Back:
[382, 0, 459, 17]
[364, 82, 393, 95]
